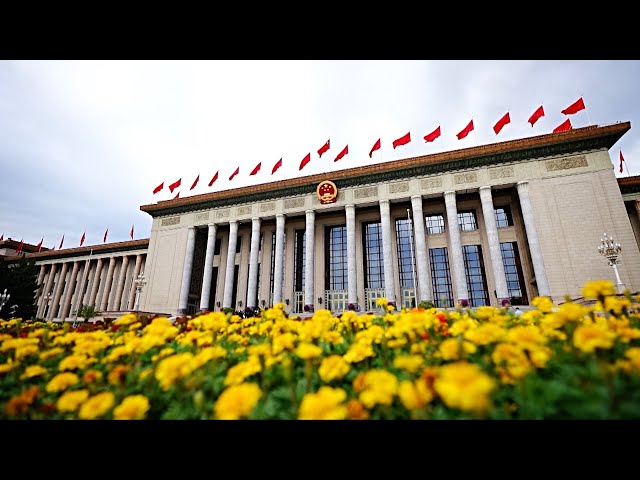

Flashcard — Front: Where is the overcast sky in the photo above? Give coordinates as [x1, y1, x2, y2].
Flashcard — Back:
[1, 60, 639, 249]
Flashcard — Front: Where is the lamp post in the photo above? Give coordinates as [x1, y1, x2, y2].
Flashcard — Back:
[0, 289, 9, 314]
[134, 271, 147, 312]
[598, 232, 625, 294]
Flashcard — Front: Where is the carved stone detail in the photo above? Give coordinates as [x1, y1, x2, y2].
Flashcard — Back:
[545, 155, 588, 171]
[454, 172, 478, 184]
[354, 186, 378, 199]
[488, 166, 514, 179]
[161, 216, 180, 227]
[260, 202, 276, 212]
[421, 178, 443, 189]
[388, 182, 409, 194]
[194, 212, 209, 222]
[216, 209, 230, 218]
[284, 198, 306, 209]
[237, 206, 252, 215]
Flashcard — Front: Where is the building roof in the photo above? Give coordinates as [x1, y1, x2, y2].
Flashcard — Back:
[4, 239, 150, 264]
[617, 174, 640, 194]
[140, 121, 631, 218]
[0, 238, 51, 254]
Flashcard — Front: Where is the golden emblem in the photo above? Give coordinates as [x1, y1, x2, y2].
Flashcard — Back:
[316, 180, 338, 204]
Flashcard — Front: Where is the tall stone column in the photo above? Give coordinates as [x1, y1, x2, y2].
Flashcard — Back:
[479, 186, 510, 304]
[60, 261, 81, 319]
[88, 258, 104, 307]
[273, 215, 286, 305]
[246, 218, 262, 308]
[35, 265, 47, 317]
[199, 223, 217, 311]
[49, 262, 69, 320]
[39, 263, 57, 318]
[73, 258, 92, 316]
[444, 191, 469, 305]
[379, 199, 397, 303]
[516, 180, 550, 297]
[126, 254, 143, 310]
[99, 257, 117, 311]
[113, 256, 130, 310]
[411, 195, 432, 302]
[635, 200, 640, 223]
[304, 210, 315, 311]
[178, 226, 197, 314]
[222, 222, 239, 309]
[345, 204, 358, 307]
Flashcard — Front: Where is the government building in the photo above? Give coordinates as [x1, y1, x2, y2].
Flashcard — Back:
[6, 121, 640, 320]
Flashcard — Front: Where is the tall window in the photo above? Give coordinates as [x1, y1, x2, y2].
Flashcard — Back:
[395, 218, 415, 288]
[363, 222, 385, 289]
[214, 238, 222, 255]
[429, 247, 453, 307]
[426, 214, 445, 234]
[325, 225, 347, 290]
[236, 236, 242, 254]
[495, 206, 514, 228]
[462, 245, 490, 307]
[294, 230, 305, 292]
[500, 242, 527, 304]
[457, 210, 478, 231]
[231, 265, 240, 310]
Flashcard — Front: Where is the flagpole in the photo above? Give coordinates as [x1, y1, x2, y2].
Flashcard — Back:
[581, 93, 592, 126]
[623, 148, 631, 177]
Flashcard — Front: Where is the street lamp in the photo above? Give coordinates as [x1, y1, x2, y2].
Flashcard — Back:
[0, 289, 9, 314]
[134, 271, 147, 312]
[598, 232, 625, 294]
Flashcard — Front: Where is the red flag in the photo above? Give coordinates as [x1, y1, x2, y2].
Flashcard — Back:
[208, 171, 219, 187]
[130, 225, 134, 240]
[299, 153, 311, 171]
[103, 228, 109, 243]
[318, 139, 330, 158]
[153, 182, 164, 194]
[174, 192, 180, 199]
[620, 150, 625, 173]
[553, 118, 572, 133]
[190, 174, 200, 190]
[79, 232, 85, 247]
[456, 119, 474, 140]
[59, 234, 64, 250]
[250, 162, 261, 176]
[392, 131, 411, 149]
[169, 178, 181, 193]
[15, 238, 24, 254]
[36, 238, 43, 252]
[424, 126, 441, 143]
[272, 158, 283, 175]
[561, 97, 586, 115]
[229, 167, 240, 181]
[334, 145, 349, 162]
[493, 112, 511, 135]
[528, 105, 545, 127]
[369, 138, 381, 158]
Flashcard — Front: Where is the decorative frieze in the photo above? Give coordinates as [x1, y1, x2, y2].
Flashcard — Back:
[388, 182, 409, 194]
[284, 198, 306, 209]
[161, 216, 181, 227]
[237, 206, 252, 215]
[215, 209, 230, 218]
[354, 186, 378, 199]
[260, 202, 276, 212]
[545, 155, 588, 171]
[454, 172, 478, 185]
[421, 178, 443, 189]
[194, 212, 209, 222]
[488, 166, 514, 179]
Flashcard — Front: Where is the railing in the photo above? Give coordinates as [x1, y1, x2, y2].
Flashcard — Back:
[293, 291, 304, 314]
[400, 287, 416, 309]
[364, 288, 386, 312]
[324, 289, 348, 313]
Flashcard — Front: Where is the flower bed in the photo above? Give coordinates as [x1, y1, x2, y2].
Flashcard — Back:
[1, 280, 640, 419]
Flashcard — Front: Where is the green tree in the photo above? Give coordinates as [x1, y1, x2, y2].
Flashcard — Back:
[0, 256, 38, 320]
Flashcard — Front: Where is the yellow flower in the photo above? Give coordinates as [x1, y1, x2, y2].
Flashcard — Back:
[155, 352, 196, 390]
[343, 341, 375, 363]
[376, 297, 388, 307]
[531, 296, 554, 313]
[113, 395, 150, 420]
[57, 389, 90, 413]
[318, 355, 350, 382]
[58, 354, 96, 371]
[438, 337, 477, 360]
[464, 323, 506, 345]
[114, 313, 138, 325]
[39, 347, 65, 361]
[356, 370, 399, 409]
[78, 391, 115, 420]
[573, 324, 616, 353]
[506, 325, 547, 351]
[582, 280, 616, 299]
[214, 382, 262, 420]
[46, 372, 80, 393]
[223, 356, 261, 386]
[14, 344, 40, 360]
[393, 355, 424, 374]
[0, 361, 16, 375]
[107, 365, 131, 386]
[83, 370, 103, 384]
[298, 386, 347, 420]
[346, 399, 369, 420]
[491, 343, 532, 384]
[624, 347, 640, 372]
[449, 318, 478, 337]
[20, 365, 48, 380]
[272, 332, 297, 354]
[398, 378, 433, 411]
[434, 362, 495, 414]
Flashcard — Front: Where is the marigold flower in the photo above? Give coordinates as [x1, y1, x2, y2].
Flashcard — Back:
[434, 362, 495, 414]
[223, 356, 261, 386]
[582, 280, 616, 299]
[20, 365, 48, 380]
[46, 372, 80, 393]
[78, 391, 115, 420]
[393, 355, 424, 374]
[464, 323, 506, 345]
[319, 355, 350, 382]
[39, 347, 64, 361]
[83, 370, 103, 384]
[573, 324, 616, 353]
[155, 352, 196, 390]
[58, 354, 96, 371]
[57, 389, 90, 413]
[108, 365, 131, 386]
[346, 399, 369, 420]
[507, 325, 548, 351]
[113, 395, 150, 420]
[5, 386, 40, 416]
[214, 382, 262, 420]
[376, 298, 388, 307]
[298, 386, 347, 420]
[531, 296, 554, 313]
[438, 338, 477, 360]
[343, 341, 375, 364]
[492, 343, 532, 383]
[356, 370, 399, 409]
[398, 378, 433, 411]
